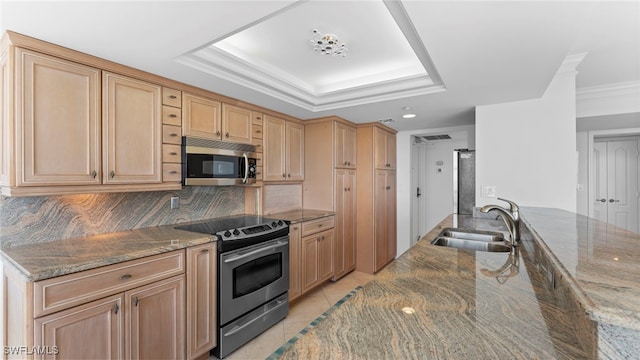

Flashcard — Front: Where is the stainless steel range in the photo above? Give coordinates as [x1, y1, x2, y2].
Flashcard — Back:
[176, 215, 289, 358]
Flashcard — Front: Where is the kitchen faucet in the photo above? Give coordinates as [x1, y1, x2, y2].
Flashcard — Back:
[479, 197, 520, 246]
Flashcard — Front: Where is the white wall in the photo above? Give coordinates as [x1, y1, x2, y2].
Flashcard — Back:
[475, 71, 577, 211]
[576, 131, 589, 215]
[396, 125, 475, 256]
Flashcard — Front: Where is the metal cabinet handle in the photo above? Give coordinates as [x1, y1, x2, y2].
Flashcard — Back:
[344, 161, 348, 165]
[110, 171, 115, 179]
[386, 186, 391, 190]
[170, 170, 178, 174]
[170, 152, 178, 156]
[113, 303, 119, 314]
[169, 114, 177, 118]
[287, 173, 291, 178]
[169, 95, 177, 99]
[216, 131, 221, 136]
[201, 249, 209, 253]
[609, 199, 620, 203]
[169, 133, 178, 137]
[282, 174, 286, 178]
[120, 274, 132, 280]
[597, 198, 606, 203]
[91, 171, 97, 179]
[225, 132, 229, 138]
[133, 297, 139, 307]
[256, 130, 262, 134]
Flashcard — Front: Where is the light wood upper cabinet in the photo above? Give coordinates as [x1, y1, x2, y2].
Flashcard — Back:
[263, 115, 304, 182]
[103, 72, 162, 184]
[222, 104, 252, 144]
[17, 48, 102, 186]
[374, 127, 396, 170]
[335, 122, 357, 169]
[182, 93, 222, 140]
[182, 95, 253, 144]
[186, 243, 217, 360]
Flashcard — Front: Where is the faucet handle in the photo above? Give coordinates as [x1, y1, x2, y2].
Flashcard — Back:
[497, 197, 519, 215]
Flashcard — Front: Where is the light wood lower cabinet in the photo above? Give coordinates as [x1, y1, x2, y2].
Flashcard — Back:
[34, 294, 124, 359]
[186, 243, 217, 360]
[126, 275, 185, 360]
[333, 169, 356, 280]
[4, 246, 217, 360]
[289, 216, 334, 302]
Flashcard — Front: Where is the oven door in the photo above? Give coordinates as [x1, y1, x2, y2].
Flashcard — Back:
[219, 236, 289, 325]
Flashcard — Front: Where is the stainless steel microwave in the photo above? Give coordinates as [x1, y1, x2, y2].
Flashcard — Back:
[182, 137, 257, 186]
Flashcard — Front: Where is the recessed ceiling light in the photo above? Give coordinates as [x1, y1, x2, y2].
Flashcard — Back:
[402, 113, 416, 119]
[402, 307, 416, 314]
[402, 106, 412, 110]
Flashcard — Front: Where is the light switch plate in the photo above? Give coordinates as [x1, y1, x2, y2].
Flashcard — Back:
[482, 186, 496, 198]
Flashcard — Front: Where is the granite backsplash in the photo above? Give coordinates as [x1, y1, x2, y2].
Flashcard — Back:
[0, 186, 245, 248]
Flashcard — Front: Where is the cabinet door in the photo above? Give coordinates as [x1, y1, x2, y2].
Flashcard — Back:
[333, 170, 347, 279]
[335, 122, 347, 168]
[126, 275, 185, 360]
[18, 48, 101, 186]
[386, 132, 396, 170]
[34, 294, 124, 359]
[374, 127, 388, 169]
[222, 104, 252, 144]
[186, 244, 216, 360]
[103, 72, 162, 184]
[286, 121, 304, 181]
[345, 170, 357, 271]
[318, 229, 334, 282]
[182, 93, 221, 140]
[385, 172, 397, 263]
[345, 125, 357, 168]
[374, 170, 388, 271]
[263, 115, 286, 181]
[301, 234, 319, 293]
[288, 224, 302, 302]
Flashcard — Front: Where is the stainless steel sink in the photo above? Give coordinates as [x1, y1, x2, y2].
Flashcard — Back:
[438, 228, 505, 242]
[431, 237, 512, 252]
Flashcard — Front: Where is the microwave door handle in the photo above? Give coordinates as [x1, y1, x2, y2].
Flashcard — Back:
[243, 153, 249, 184]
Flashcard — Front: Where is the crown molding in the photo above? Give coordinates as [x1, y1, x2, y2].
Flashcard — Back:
[576, 81, 640, 100]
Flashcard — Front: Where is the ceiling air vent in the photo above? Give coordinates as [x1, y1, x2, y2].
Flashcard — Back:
[422, 134, 451, 141]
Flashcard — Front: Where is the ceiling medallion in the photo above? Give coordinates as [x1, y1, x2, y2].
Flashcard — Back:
[311, 29, 347, 57]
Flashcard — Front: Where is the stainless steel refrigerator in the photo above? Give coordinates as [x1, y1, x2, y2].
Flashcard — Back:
[453, 149, 475, 215]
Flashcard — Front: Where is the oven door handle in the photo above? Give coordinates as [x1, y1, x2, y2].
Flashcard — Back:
[223, 241, 288, 263]
[242, 152, 249, 184]
[223, 297, 288, 337]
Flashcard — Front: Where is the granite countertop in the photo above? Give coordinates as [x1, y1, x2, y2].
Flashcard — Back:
[279, 214, 591, 359]
[521, 207, 640, 330]
[1, 224, 215, 282]
[267, 209, 335, 224]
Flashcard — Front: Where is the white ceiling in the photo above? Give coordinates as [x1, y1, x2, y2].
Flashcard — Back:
[1, 1, 638, 132]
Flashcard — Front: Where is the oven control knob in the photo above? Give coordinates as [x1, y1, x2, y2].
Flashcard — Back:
[278, 220, 284, 226]
[271, 221, 277, 228]
[223, 230, 232, 238]
[232, 229, 240, 236]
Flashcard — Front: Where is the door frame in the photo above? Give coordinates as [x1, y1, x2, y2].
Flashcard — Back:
[587, 127, 640, 219]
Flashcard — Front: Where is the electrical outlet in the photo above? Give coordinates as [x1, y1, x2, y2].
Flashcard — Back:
[481, 186, 496, 198]
[170, 196, 180, 209]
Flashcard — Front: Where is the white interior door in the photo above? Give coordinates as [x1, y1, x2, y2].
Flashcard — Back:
[593, 138, 640, 233]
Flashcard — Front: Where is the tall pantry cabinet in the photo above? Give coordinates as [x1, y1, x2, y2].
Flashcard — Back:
[303, 117, 357, 281]
[356, 123, 397, 274]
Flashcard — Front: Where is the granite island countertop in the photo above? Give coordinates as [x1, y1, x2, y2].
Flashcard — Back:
[1, 223, 215, 282]
[278, 214, 593, 359]
[520, 207, 640, 331]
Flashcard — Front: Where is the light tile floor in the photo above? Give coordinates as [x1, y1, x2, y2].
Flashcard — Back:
[219, 271, 377, 360]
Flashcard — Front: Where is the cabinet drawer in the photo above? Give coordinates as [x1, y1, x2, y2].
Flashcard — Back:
[163, 125, 182, 144]
[301, 216, 335, 238]
[163, 105, 182, 126]
[163, 163, 182, 182]
[163, 144, 181, 163]
[33, 251, 185, 317]
[252, 126, 263, 140]
[163, 87, 182, 107]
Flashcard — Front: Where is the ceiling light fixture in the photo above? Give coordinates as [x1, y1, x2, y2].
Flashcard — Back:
[379, 118, 394, 124]
[402, 113, 416, 119]
[311, 29, 347, 57]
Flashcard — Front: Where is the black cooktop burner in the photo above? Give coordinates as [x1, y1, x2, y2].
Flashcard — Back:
[175, 215, 289, 252]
